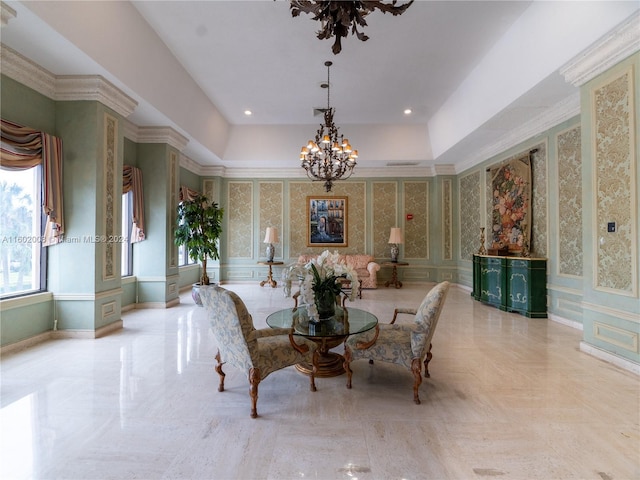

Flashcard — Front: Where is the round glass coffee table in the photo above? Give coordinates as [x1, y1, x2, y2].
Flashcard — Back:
[266, 305, 378, 377]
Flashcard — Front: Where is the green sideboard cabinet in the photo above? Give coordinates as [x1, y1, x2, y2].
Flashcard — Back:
[472, 254, 547, 318]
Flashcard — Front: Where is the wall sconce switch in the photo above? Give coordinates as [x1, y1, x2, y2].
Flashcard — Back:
[607, 222, 616, 233]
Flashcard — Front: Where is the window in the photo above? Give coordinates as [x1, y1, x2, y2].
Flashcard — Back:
[121, 191, 133, 276]
[177, 203, 196, 267]
[179, 244, 196, 266]
[0, 166, 46, 297]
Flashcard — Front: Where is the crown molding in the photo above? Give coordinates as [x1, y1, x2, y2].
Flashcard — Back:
[560, 11, 640, 87]
[122, 118, 140, 142]
[56, 75, 137, 117]
[136, 126, 189, 151]
[179, 153, 204, 174]
[1, 2, 16, 25]
[125, 122, 190, 153]
[0, 44, 56, 98]
[198, 165, 227, 177]
[455, 92, 580, 173]
[0, 45, 137, 117]
[434, 164, 457, 176]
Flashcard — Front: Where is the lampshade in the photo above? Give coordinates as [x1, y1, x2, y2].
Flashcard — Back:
[388, 227, 403, 244]
[263, 227, 279, 244]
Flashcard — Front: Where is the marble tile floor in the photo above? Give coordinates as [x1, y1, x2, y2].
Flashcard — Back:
[1, 282, 638, 480]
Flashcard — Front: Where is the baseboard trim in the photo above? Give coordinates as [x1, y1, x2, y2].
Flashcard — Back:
[549, 313, 583, 331]
[51, 320, 123, 339]
[0, 320, 125, 355]
[0, 331, 52, 356]
[136, 298, 180, 309]
[579, 341, 640, 376]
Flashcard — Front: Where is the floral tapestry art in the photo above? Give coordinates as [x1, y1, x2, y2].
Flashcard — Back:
[490, 155, 531, 253]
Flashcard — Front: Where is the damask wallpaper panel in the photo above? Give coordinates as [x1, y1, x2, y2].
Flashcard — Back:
[592, 67, 637, 295]
[289, 182, 366, 256]
[102, 113, 117, 281]
[372, 182, 397, 258]
[442, 179, 453, 260]
[459, 171, 481, 260]
[531, 144, 548, 258]
[404, 181, 429, 259]
[557, 126, 583, 277]
[259, 182, 283, 259]
[227, 182, 253, 258]
[169, 151, 178, 269]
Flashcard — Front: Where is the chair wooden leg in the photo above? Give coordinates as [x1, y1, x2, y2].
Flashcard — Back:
[343, 345, 353, 389]
[424, 343, 433, 378]
[249, 368, 261, 418]
[214, 350, 226, 392]
[411, 358, 422, 405]
[310, 350, 318, 392]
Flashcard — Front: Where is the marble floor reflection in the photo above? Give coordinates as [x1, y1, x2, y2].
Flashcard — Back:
[1, 283, 638, 480]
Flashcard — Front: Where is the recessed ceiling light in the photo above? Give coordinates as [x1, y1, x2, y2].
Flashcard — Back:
[403, 109, 412, 115]
[244, 110, 252, 116]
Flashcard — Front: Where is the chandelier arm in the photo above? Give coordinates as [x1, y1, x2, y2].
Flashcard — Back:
[299, 60, 358, 192]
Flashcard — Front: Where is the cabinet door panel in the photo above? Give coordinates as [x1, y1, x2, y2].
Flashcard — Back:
[480, 257, 506, 309]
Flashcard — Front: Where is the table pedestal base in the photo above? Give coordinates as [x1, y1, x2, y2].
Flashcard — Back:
[258, 262, 282, 288]
[385, 266, 403, 288]
[296, 335, 346, 377]
[296, 351, 345, 377]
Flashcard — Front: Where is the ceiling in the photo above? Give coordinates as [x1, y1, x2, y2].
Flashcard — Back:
[1, 1, 638, 175]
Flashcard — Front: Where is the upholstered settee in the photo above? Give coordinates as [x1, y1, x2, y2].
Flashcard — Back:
[297, 254, 381, 289]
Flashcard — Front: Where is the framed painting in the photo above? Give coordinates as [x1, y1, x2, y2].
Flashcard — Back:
[307, 196, 347, 247]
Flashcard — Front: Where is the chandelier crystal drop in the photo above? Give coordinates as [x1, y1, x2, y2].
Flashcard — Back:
[300, 61, 358, 192]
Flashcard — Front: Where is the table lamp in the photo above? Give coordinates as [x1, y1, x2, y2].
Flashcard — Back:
[263, 227, 278, 262]
[388, 227, 403, 263]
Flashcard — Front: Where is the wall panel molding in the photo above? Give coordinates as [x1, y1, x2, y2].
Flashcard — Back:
[591, 65, 637, 296]
[556, 125, 583, 278]
[227, 181, 254, 258]
[583, 301, 640, 325]
[102, 113, 117, 281]
[593, 321, 639, 353]
[442, 179, 453, 260]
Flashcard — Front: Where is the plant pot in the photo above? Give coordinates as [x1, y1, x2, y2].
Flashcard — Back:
[192, 283, 203, 306]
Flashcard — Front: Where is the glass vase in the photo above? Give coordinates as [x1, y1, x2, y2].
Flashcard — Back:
[315, 289, 337, 320]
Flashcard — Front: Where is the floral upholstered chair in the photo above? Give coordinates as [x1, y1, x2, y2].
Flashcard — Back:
[343, 281, 450, 404]
[200, 285, 319, 418]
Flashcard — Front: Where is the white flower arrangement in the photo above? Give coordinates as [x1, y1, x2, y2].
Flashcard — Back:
[289, 250, 359, 319]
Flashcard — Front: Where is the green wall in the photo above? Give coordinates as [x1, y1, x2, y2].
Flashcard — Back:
[1, 55, 638, 369]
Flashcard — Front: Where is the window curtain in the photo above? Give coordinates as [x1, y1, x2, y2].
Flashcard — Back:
[122, 165, 145, 243]
[179, 185, 200, 202]
[0, 119, 64, 246]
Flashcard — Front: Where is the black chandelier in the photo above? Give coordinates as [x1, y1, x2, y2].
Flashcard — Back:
[290, 0, 414, 54]
[300, 61, 358, 192]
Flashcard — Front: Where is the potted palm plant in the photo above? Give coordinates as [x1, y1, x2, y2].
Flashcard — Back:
[174, 193, 223, 305]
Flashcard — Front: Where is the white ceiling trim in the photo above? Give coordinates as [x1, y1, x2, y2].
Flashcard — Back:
[1, 44, 137, 118]
[560, 10, 640, 87]
[1, 1, 16, 25]
[56, 75, 137, 118]
[1, 44, 56, 99]
[455, 92, 580, 174]
[136, 126, 188, 151]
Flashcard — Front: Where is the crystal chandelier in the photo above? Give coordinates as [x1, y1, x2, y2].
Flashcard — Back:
[300, 61, 358, 193]
[290, 0, 414, 54]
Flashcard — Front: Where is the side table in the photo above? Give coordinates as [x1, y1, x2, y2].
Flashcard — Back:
[383, 261, 409, 288]
[258, 261, 284, 288]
